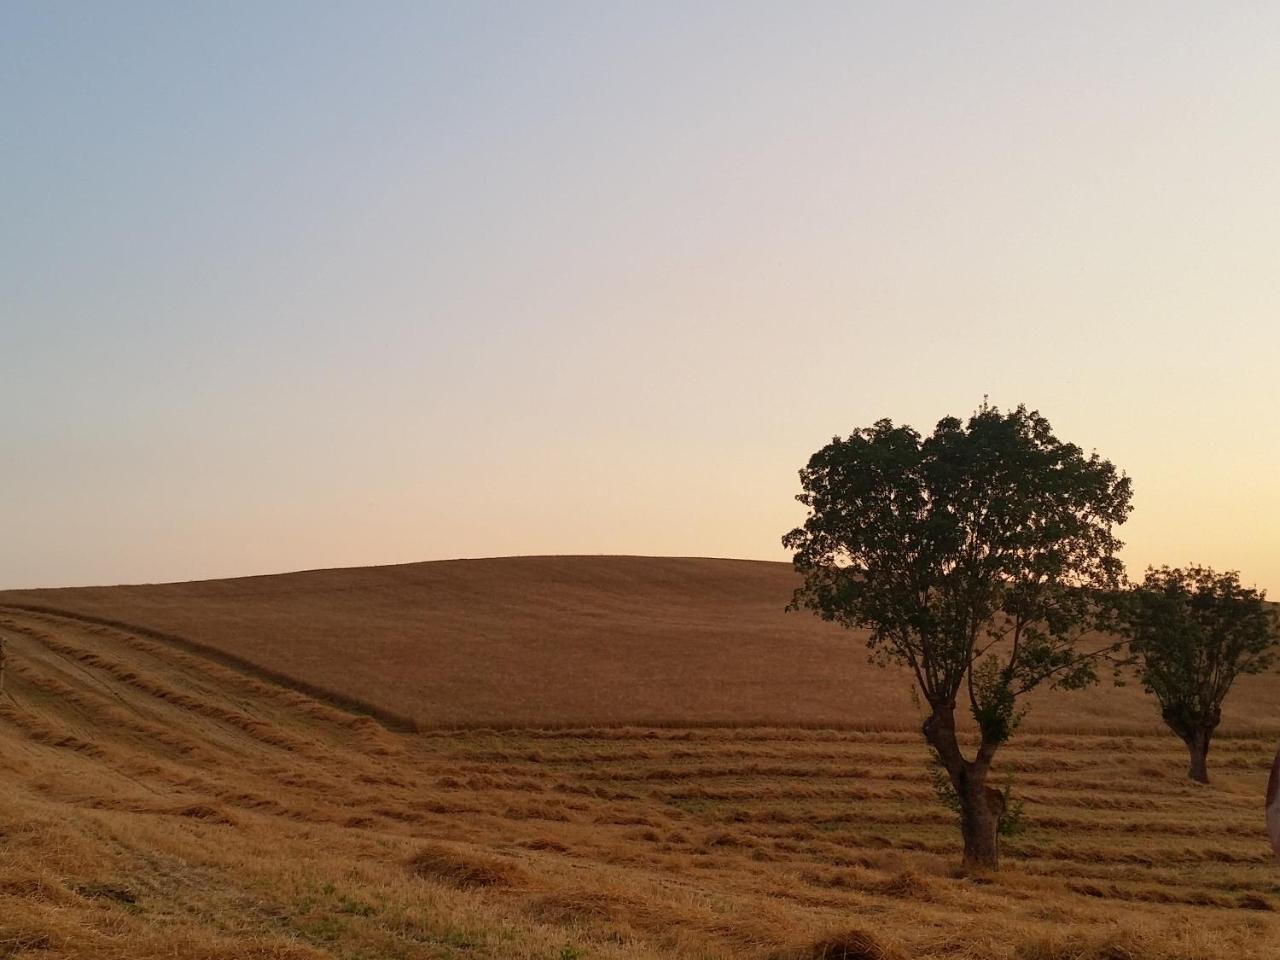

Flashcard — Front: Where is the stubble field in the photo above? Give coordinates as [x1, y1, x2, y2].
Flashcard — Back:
[2, 595, 1278, 960]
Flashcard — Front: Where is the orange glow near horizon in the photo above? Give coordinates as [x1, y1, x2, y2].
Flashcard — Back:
[3, 4, 1277, 593]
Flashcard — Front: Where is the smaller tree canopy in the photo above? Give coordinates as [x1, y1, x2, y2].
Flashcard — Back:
[1109, 565, 1278, 781]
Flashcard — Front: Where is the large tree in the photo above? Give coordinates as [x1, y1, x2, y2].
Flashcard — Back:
[1108, 566, 1278, 784]
[783, 403, 1132, 870]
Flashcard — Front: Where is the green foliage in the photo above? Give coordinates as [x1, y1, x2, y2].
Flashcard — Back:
[969, 655, 1025, 747]
[784, 402, 1132, 743]
[926, 756, 1025, 837]
[999, 783, 1027, 837]
[926, 755, 963, 818]
[1108, 565, 1279, 741]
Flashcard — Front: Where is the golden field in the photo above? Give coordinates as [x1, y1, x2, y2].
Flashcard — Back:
[2, 556, 1275, 733]
[2, 559, 1279, 959]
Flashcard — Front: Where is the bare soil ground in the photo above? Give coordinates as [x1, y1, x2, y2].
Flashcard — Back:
[2, 556, 1275, 732]
[1, 604, 1277, 959]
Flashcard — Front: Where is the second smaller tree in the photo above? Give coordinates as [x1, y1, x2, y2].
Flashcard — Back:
[1111, 566, 1278, 784]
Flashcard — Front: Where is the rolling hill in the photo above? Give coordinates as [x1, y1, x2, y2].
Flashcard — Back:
[2, 555, 1276, 733]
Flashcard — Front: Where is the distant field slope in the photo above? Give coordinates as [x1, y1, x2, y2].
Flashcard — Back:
[2, 555, 1276, 731]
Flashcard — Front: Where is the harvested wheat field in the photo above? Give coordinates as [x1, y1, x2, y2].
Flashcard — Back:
[2, 556, 1276, 733]
[2, 599, 1278, 959]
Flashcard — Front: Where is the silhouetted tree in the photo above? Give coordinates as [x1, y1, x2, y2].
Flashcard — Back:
[783, 403, 1132, 870]
[1108, 566, 1278, 784]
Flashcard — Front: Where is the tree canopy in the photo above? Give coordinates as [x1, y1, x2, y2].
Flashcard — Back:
[784, 402, 1132, 868]
[1108, 565, 1278, 782]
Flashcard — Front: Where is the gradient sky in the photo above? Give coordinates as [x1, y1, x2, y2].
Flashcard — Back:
[3, 2, 1278, 591]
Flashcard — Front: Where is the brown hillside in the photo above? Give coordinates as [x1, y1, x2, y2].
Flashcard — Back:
[2, 555, 1276, 732]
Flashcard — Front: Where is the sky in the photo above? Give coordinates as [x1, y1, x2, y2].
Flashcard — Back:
[2, 2, 1278, 591]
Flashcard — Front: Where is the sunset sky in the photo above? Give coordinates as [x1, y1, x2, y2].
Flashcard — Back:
[3, 2, 1278, 591]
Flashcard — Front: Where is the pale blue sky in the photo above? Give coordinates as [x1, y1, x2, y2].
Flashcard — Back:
[3, 2, 1278, 589]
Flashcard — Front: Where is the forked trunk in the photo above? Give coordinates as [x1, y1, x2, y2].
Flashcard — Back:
[923, 704, 1004, 871]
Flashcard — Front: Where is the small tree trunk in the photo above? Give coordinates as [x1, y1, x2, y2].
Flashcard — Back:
[1185, 728, 1212, 784]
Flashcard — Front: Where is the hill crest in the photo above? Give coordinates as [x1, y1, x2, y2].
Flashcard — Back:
[2, 555, 1275, 732]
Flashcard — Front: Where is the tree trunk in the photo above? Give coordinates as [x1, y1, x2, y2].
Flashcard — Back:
[923, 704, 1003, 871]
[958, 769, 1003, 870]
[1163, 708, 1219, 785]
[1185, 728, 1212, 784]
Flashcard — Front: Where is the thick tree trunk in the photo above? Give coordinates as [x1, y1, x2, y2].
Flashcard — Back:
[958, 769, 1003, 870]
[923, 703, 1003, 871]
[1185, 728, 1212, 784]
